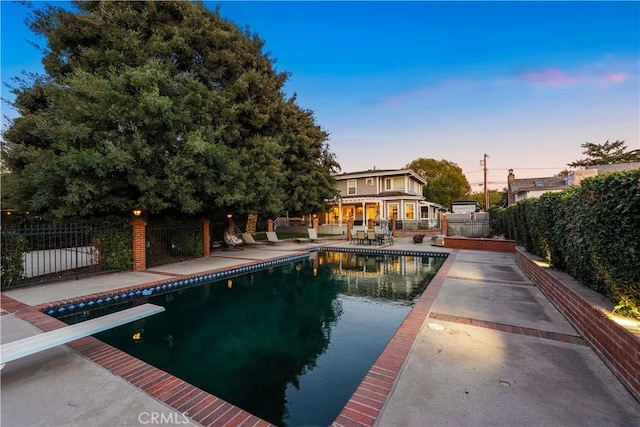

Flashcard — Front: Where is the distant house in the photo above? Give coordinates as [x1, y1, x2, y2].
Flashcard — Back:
[507, 162, 640, 206]
[324, 168, 446, 227]
[506, 169, 569, 205]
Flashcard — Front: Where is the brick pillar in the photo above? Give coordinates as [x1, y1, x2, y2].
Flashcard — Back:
[267, 219, 274, 232]
[202, 218, 210, 257]
[391, 219, 397, 237]
[131, 218, 146, 271]
[312, 217, 319, 230]
[347, 218, 353, 241]
[442, 215, 448, 236]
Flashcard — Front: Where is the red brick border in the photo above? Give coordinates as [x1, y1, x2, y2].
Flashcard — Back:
[428, 312, 586, 346]
[331, 251, 457, 427]
[516, 247, 640, 402]
[444, 236, 516, 252]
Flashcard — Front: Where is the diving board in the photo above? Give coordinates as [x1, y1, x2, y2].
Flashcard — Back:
[0, 303, 165, 365]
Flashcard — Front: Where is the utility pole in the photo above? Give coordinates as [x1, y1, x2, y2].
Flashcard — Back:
[482, 153, 489, 212]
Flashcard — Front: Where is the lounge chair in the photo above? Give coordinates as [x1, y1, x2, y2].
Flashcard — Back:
[266, 232, 285, 245]
[307, 228, 326, 242]
[223, 229, 244, 250]
[242, 233, 267, 245]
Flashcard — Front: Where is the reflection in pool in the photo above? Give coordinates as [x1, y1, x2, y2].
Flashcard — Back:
[64, 251, 444, 426]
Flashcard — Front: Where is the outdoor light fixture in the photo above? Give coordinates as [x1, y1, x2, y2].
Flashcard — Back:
[132, 209, 142, 217]
[227, 213, 233, 219]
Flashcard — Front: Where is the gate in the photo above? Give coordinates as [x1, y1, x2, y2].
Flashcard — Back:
[145, 219, 203, 267]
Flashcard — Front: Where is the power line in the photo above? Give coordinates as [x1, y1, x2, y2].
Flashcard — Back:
[466, 167, 567, 174]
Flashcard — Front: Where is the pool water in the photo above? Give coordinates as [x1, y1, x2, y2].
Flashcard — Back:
[66, 251, 444, 426]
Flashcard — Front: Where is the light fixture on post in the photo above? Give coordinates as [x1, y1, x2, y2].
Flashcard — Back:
[132, 208, 142, 218]
[226, 213, 233, 219]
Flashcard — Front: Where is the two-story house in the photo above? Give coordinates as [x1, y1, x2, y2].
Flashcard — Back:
[323, 168, 446, 228]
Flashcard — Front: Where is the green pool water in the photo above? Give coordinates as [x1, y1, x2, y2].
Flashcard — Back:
[87, 251, 444, 426]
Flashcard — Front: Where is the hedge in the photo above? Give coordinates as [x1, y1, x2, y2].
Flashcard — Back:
[491, 168, 640, 318]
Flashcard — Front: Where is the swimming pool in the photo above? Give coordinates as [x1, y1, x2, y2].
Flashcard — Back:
[55, 250, 445, 426]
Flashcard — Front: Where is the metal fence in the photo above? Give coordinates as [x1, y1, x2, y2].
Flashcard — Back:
[145, 219, 203, 267]
[1, 220, 127, 288]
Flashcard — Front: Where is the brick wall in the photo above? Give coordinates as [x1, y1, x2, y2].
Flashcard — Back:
[516, 247, 640, 401]
[444, 237, 516, 252]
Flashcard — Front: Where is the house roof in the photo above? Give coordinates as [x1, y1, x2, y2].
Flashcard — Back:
[509, 176, 569, 193]
[334, 168, 427, 185]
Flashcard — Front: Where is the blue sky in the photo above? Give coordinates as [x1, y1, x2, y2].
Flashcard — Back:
[2, 1, 639, 190]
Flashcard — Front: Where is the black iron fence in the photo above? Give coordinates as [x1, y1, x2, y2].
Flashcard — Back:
[145, 219, 203, 267]
[1, 220, 131, 288]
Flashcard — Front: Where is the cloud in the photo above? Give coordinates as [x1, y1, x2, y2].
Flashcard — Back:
[603, 71, 628, 83]
[515, 67, 629, 87]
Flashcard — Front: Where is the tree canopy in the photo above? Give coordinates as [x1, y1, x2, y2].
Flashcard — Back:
[467, 189, 506, 211]
[568, 140, 640, 168]
[405, 158, 471, 208]
[2, 1, 339, 219]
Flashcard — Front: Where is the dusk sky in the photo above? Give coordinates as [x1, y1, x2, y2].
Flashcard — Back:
[2, 1, 639, 191]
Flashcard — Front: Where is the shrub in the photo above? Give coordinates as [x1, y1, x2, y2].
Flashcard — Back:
[1, 232, 27, 288]
[502, 169, 640, 318]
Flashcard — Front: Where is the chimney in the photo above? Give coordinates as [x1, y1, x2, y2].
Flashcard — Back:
[507, 169, 515, 206]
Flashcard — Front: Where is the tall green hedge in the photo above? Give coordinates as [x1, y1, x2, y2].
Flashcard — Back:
[492, 169, 640, 318]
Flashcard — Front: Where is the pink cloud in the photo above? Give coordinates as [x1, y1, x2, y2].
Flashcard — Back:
[602, 71, 628, 83]
[516, 68, 629, 87]
[518, 68, 580, 87]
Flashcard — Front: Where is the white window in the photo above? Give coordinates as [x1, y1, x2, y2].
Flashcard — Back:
[405, 203, 415, 220]
[388, 203, 399, 220]
[384, 177, 404, 191]
[393, 177, 404, 190]
[347, 179, 357, 195]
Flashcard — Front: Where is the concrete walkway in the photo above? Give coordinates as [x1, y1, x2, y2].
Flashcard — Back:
[1, 239, 639, 426]
[374, 250, 640, 427]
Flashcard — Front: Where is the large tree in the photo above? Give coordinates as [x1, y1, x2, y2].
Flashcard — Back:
[2, 1, 339, 219]
[405, 158, 471, 208]
[568, 140, 640, 168]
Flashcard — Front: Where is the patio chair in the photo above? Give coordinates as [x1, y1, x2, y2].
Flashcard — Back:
[350, 228, 358, 244]
[242, 233, 267, 245]
[266, 232, 285, 245]
[381, 229, 394, 245]
[366, 230, 377, 245]
[307, 228, 326, 242]
[356, 230, 366, 245]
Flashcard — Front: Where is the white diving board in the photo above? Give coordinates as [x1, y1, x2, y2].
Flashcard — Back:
[0, 303, 165, 366]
